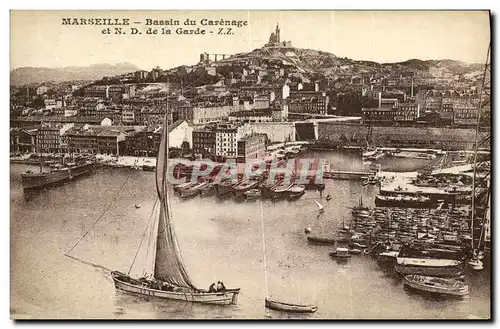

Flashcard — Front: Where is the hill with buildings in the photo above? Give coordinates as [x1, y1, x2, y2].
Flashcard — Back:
[10, 63, 140, 86]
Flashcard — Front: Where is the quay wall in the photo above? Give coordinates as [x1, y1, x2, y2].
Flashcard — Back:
[317, 122, 478, 151]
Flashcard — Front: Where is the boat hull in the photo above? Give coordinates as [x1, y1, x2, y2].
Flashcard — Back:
[142, 164, 155, 172]
[21, 163, 95, 190]
[112, 272, 240, 305]
[403, 275, 469, 296]
[265, 299, 317, 313]
[395, 263, 464, 278]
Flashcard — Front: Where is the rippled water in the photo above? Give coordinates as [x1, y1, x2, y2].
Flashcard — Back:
[10, 151, 490, 319]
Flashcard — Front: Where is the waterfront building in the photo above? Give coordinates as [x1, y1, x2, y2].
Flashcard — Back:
[65, 125, 139, 155]
[123, 127, 159, 157]
[167, 120, 193, 149]
[36, 123, 74, 153]
[214, 124, 247, 159]
[10, 128, 37, 153]
[237, 133, 267, 163]
[288, 91, 329, 115]
[394, 103, 420, 124]
[244, 122, 296, 143]
[362, 107, 396, 126]
[192, 128, 216, 159]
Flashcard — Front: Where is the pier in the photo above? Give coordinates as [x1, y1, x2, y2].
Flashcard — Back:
[325, 170, 373, 180]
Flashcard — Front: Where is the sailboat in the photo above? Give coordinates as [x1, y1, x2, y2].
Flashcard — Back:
[314, 200, 325, 213]
[260, 201, 317, 314]
[111, 111, 240, 305]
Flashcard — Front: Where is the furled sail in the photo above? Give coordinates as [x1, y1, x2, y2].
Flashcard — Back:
[154, 113, 197, 289]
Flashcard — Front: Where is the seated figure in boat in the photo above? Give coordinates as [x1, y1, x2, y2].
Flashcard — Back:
[208, 283, 217, 292]
[216, 281, 226, 292]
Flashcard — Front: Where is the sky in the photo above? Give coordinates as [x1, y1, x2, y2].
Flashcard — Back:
[10, 10, 491, 70]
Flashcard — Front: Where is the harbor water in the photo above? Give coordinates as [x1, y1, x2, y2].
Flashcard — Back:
[10, 151, 490, 319]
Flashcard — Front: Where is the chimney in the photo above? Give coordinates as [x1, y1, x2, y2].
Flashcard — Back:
[315, 81, 319, 92]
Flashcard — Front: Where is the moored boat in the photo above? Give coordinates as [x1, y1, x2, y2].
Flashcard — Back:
[178, 182, 208, 198]
[403, 275, 469, 297]
[286, 184, 305, 200]
[244, 188, 261, 201]
[330, 247, 351, 259]
[395, 244, 465, 277]
[21, 160, 95, 191]
[265, 298, 317, 313]
[142, 164, 155, 171]
[111, 110, 240, 305]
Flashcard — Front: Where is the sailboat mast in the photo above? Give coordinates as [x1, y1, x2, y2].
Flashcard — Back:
[259, 200, 269, 299]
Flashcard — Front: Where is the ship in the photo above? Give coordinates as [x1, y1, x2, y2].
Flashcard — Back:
[111, 107, 240, 305]
[394, 243, 465, 278]
[21, 159, 95, 191]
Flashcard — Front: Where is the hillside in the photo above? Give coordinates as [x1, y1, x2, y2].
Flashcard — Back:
[213, 46, 481, 79]
[10, 63, 140, 86]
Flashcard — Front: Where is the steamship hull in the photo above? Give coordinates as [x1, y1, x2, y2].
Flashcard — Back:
[21, 163, 95, 190]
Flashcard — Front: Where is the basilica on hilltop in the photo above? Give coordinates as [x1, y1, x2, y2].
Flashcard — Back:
[265, 23, 292, 48]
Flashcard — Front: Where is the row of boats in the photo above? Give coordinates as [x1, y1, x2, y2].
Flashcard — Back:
[346, 204, 480, 297]
[362, 148, 438, 162]
[172, 177, 313, 202]
[304, 193, 482, 298]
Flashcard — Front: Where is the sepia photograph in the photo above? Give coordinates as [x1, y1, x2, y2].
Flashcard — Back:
[9, 9, 491, 320]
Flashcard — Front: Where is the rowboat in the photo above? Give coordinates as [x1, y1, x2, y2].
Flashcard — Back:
[307, 235, 349, 244]
[330, 247, 351, 259]
[403, 275, 469, 297]
[265, 299, 317, 313]
[287, 184, 306, 201]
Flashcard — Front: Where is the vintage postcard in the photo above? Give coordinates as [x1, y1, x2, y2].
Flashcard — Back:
[10, 10, 491, 320]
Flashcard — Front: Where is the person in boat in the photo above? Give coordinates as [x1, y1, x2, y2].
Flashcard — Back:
[216, 281, 226, 292]
[162, 282, 174, 292]
[208, 283, 217, 292]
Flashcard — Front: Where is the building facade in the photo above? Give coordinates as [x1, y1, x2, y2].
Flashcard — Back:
[288, 91, 329, 115]
[237, 133, 267, 163]
[192, 129, 216, 158]
[36, 123, 74, 153]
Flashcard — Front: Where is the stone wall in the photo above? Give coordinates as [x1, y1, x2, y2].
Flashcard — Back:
[317, 122, 479, 150]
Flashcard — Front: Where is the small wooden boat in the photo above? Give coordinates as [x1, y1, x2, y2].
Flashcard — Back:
[244, 188, 261, 201]
[173, 181, 195, 193]
[142, 164, 155, 171]
[286, 184, 305, 201]
[307, 236, 344, 245]
[179, 182, 207, 198]
[350, 242, 367, 249]
[265, 298, 317, 313]
[134, 204, 141, 209]
[403, 275, 469, 296]
[314, 200, 325, 213]
[330, 247, 351, 259]
[349, 248, 362, 255]
[231, 179, 261, 193]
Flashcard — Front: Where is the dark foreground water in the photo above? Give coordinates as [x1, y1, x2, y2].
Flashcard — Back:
[10, 151, 490, 319]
